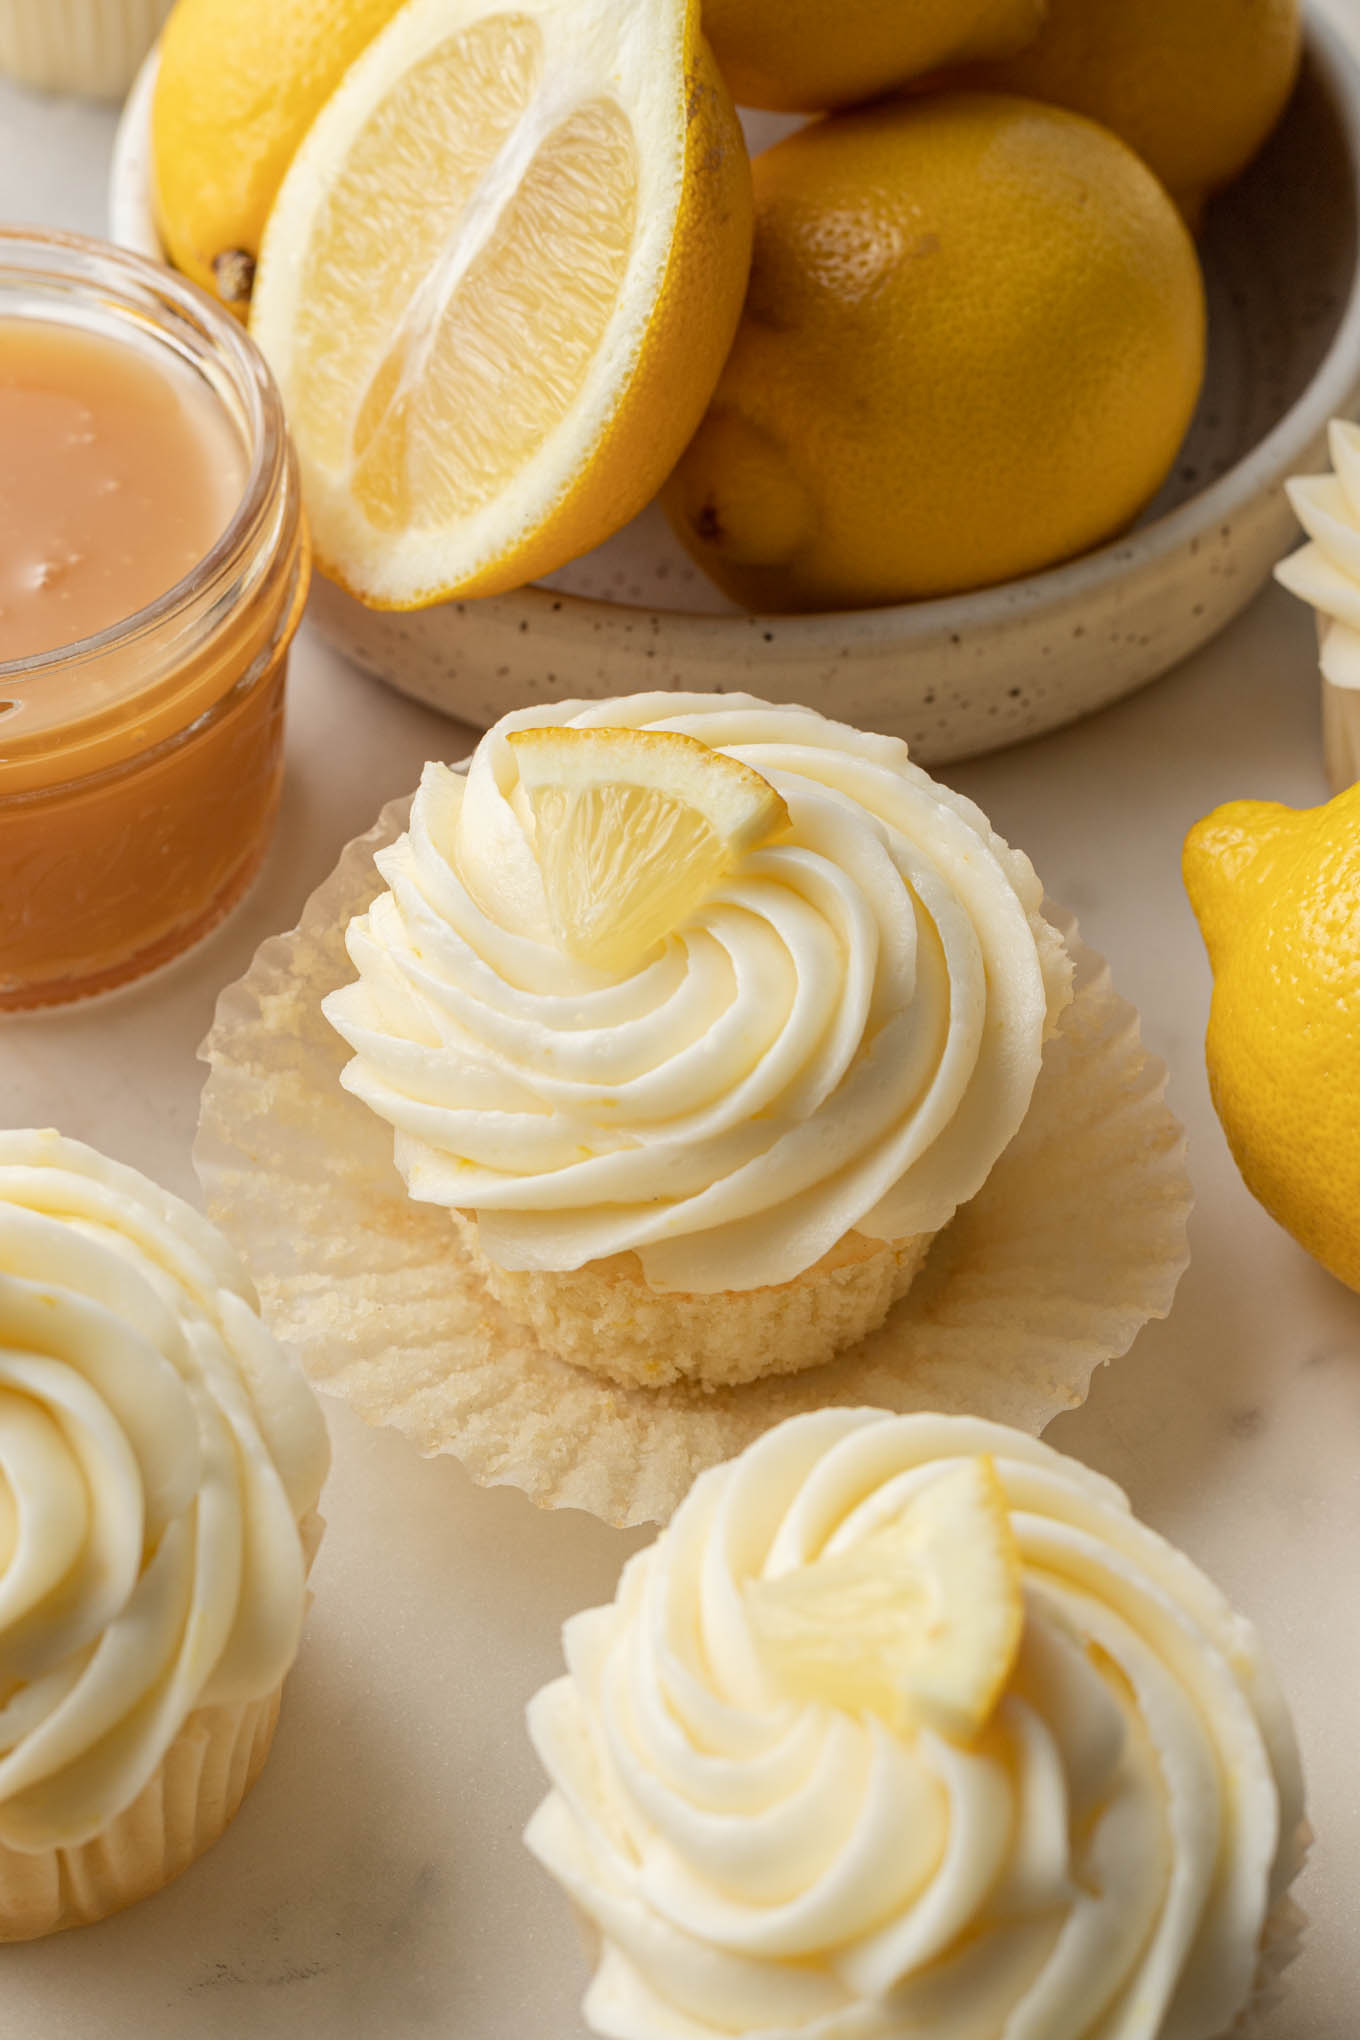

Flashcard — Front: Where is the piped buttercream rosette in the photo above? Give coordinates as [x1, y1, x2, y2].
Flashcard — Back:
[322, 695, 1073, 1296]
[526, 1408, 1308, 2040]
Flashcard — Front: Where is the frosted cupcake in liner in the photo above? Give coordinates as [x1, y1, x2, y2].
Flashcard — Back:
[526, 1407, 1309, 2040]
[323, 693, 1074, 1390]
[1275, 417, 1360, 791]
[0, 1129, 329, 1939]
[195, 692, 1189, 1525]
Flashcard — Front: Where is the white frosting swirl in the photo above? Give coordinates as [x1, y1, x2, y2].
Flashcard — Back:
[0, 1130, 329, 1851]
[1276, 418, 1360, 693]
[526, 1408, 1304, 2040]
[325, 694, 1071, 1292]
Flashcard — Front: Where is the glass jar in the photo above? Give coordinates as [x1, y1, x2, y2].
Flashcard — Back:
[0, 229, 309, 1011]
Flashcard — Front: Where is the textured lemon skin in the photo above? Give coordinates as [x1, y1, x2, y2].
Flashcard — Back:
[152, 0, 408, 310]
[701, 0, 1044, 113]
[1184, 785, 1360, 1294]
[439, 33, 753, 606]
[959, 0, 1302, 214]
[663, 93, 1205, 613]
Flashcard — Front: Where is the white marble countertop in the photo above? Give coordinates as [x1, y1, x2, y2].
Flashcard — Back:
[2, 54, 1359, 2040]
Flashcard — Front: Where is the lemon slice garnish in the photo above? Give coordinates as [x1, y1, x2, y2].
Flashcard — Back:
[746, 1457, 1024, 1744]
[508, 724, 789, 972]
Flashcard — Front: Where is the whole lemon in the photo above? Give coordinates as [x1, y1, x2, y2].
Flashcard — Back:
[959, 0, 1302, 215]
[1184, 783, 1360, 1292]
[663, 94, 1206, 613]
[702, 0, 1043, 112]
[152, 0, 407, 311]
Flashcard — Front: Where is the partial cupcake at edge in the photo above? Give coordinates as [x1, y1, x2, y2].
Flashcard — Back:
[321, 691, 1073, 1392]
[0, 1129, 328, 1940]
[526, 1406, 1308, 2040]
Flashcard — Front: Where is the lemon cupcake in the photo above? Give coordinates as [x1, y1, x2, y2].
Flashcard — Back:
[323, 693, 1072, 1390]
[0, 1129, 329, 1939]
[526, 1406, 1307, 2039]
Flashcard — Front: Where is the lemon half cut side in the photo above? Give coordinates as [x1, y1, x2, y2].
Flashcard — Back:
[508, 725, 790, 972]
[248, 0, 752, 608]
[746, 1455, 1025, 1744]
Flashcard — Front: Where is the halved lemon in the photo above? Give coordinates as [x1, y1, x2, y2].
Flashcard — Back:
[746, 1457, 1024, 1743]
[248, 0, 753, 607]
[508, 725, 789, 971]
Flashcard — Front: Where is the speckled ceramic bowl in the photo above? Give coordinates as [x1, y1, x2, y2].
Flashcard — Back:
[112, 14, 1360, 763]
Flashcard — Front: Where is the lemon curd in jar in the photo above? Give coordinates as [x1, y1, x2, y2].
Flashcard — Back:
[0, 321, 246, 660]
[0, 229, 308, 1010]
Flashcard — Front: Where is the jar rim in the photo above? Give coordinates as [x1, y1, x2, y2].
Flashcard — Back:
[0, 226, 288, 688]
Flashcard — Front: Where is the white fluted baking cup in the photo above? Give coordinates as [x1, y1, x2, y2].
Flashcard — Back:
[194, 797, 1191, 1528]
[1230, 1821, 1311, 2038]
[0, 0, 172, 98]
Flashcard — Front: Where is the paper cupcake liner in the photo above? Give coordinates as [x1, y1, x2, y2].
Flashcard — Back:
[1228, 1821, 1311, 2039]
[195, 796, 1191, 1528]
[0, 0, 172, 98]
[0, 1687, 281, 1941]
[0, 1509, 323, 1941]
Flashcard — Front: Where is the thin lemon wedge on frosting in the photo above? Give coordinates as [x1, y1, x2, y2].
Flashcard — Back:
[248, 0, 752, 607]
[746, 1455, 1023, 1742]
[509, 725, 789, 971]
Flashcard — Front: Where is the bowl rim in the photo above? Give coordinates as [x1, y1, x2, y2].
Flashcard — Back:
[111, 7, 1360, 646]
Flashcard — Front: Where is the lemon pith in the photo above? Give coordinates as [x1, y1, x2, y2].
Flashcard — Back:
[247, 0, 753, 608]
[746, 1456, 1024, 1743]
[1184, 784, 1360, 1293]
[509, 725, 789, 971]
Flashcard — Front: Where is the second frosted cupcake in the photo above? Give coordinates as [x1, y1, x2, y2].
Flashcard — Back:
[0, 1129, 329, 1938]
[324, 693, 1072, 1389]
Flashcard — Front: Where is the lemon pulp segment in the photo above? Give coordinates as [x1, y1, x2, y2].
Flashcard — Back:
[250, 0, 753, 605]
[509, 724, 789, 971]
[746, 1455, 1024, 1743]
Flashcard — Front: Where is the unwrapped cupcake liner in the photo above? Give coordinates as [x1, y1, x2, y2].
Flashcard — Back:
[0, 0, 172, 98]
[0, 1687, 281, 1940]
[195, 796, 1191, 1528]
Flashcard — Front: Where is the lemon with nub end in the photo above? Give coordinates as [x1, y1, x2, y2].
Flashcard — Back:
[1184, 781, 1360, 1292]
[746, 1455, 1024, 1743]
[663, 94, 1206, 613]
[249, 0, 753, 607]
[702, 0, 1044, 113]
[152, 0, 408, 312]
[960, 0, 1302, 217]
[509, 725, 789, 972]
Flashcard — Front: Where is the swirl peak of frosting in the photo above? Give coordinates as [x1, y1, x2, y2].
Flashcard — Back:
[0, 1130, 329, 1850]
[325, 694, 1071, 1293]
[526, 1407, 1304, 2040]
